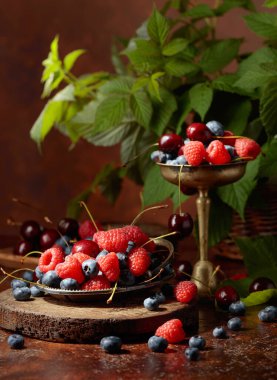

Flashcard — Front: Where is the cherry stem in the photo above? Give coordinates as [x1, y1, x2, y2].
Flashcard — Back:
[106, 282, 118, 304]
[216, 136, 242, 139]
[141, 231, 178, 248]
[0, 267, 52, 289]
[142, 268, 164, 284]
[178, 165, 184, 215]
[11, 197, 42, 212]
[180, 270, 211, 290]
[122, 143, 158, 167]
[131, 204, 168, 226]
[79, 201, 99, 232]
[20, 250, 42, 264]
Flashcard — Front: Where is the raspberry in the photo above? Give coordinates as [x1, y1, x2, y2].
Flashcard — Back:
[122, 225, 156, 252]
[93, 228, 130, 252]
[55, 255, 85, 284]
[235, 137, 261, 160]
[222, 130, 236, 146]
[38, 247, 64, 273]
[128, 247, 151, 277]
[98, 252, 120, 282]
[78, 220, 103, 239]
[174, 281, 198, 303]
[81, 275, 111, 290]
[70, 252, 91, 264]
[155, 319, 186, 343]
[206, 140, 231, 165]
[183, 141, 206, 166]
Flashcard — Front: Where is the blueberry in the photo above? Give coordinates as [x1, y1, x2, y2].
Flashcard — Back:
[227, 317, 242, 331]
[184, 138, 191, 145]
[7, 334, 24, 349]
[264, 306, 277, 319]
[189, 335, 206, 350]
[229, 301, 246, 316]
[258, 309, 276, 322]
[148, 336, 168, 352]
[212, 326, 228, 339]
[163, 263, 174, 276]
[151, 292, 166, 304]
[166, 159, 175, 165]
[11, 279, 29, 290]
[150, 150, 165, 163]
[118, 270, 136, 286]
[100, 336, 122, 353]
[13, 286, 31, 301]
[185, 347, 200, 361]
[82, 259, 99, 278]
[41, 270, 61, 288]
[143, 297, 159, 311]
[55, 235, 71, 250]
[126, 241, 135, 254]
[206, 120, 224, 136]
[116, 253, 127, 269]
[96, 250, 108, 261]
[34, 266, 44, 281]
[22, 270, 34, 283]
[60, 278, 79, 290]
[64, 245, 73, 256]
[30, 285, 45, 297]
[175, 155, 188, 165]
[86, 237, 93, 240]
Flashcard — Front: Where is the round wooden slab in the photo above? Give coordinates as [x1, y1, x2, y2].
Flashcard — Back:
[0, 289, 198, 343]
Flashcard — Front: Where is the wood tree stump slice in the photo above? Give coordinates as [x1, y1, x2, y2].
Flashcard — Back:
[0, 289, 198, 343]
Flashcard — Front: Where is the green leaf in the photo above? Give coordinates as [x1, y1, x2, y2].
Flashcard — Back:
[64, 49, 86, 71]
[100, 76, 133, 95]
[125, 39, 163, 72]
[130, 91, 153, 128]
[151, 88, 177, 135]
[215, 0, 255, 15]
[217, 157, 261, 219]
[244, 12, 277, 40]
[185, 4, 214, 19]
[224, 99, 252, 135]
[238, 47, 277, 76]
[66, 186, 93, 219]
[162, 38, 189, 56]
[200, 39, 241, 73]
[53, 84, 75, 102]
[264, 0, 277, 8]
[120, 126, 144, 165]
[93, 164, 124, 204]
[165, 59, 199, 77]
[189, 83, 213, 120]
[208, 195, 233, 247]
[234, 70, 273, 91]
[259, 139, 277, 177]
[260, 78, 277, 137]
[85, 123, 133, 147]
[94, 95, 128, 131]
[242, 289, 277, 307]
[111, 42, 127, 75]
[176, 92, 191, 133]
[147, 8, 170, 45]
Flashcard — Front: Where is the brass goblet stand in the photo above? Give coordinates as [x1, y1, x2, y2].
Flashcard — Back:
[158, 162, 247, 298]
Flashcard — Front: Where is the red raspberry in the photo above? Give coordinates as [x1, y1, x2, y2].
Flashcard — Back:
[155, 319, 186, 343]
[81, 275, 111, 290]
[98, 252, 120, 282]
[78, 220, 103, 239]
[222, 130, 236, 146]
[128, 247, 151, 277]
[122, 225, 156, 252]
[94, 228, 130, 252]
[174, 281, 198, 303]
[55, 255, 85, 284]
[70, 252, 91, 264]
[38, 247, 64, 273]
[183, 141, 206, 166]
[235, 137, 261, 160]
[206, 140, 231, 165]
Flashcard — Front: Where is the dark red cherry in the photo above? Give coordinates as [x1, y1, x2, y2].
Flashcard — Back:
[249, 277, 276, 293]
[72, 240, 100, 258]
[39, 228, 59, 251]
[58, 217, 79, 238]
[215, 285, 239, 309]
[223, 130, 236, 146]
[186, 123, 213, 143]
[168, 213, 194, 239]
[13, 240, 34, 256]
[158, 133, 183, 153]
[174, 260, 193, 280]
[20, 220, 41, 242]
[180, 183, 197, 196]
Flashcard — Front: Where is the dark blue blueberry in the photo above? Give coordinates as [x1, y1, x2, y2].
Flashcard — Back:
[185, 347, 200, 361]
[118, 270, 136, 287]
[11, 279, 29, 290]
[30, 285, 45, 297]
[116, 253, 127, 269]
[150, 150, 165, 163]
[100, 336, 122, 353]
[227, 317, 242, 331]
[41, 270, 61, 288]
[55, 235, 71, 250]
[264, 306, 277, 319]
[126, 241, 135, 254]
[163, 263, 174, 276]
[184, 138, 190, 145]
[22, 270, 34, 283]
[96, 250, 109, 261]
[82, 259, 99, 278]
[60, 278, 79, 290]
[7, 334, 24, 349]
[206, 120, 224, 136]
[143, 297, 159, 311]
[189, 335, 206, 350]
[229, 301, 246, 316]
[86, 237, 93, 240]
[34, 266, 44, 281]
[166, 159, 175, 165]
[148, 336, 168, 352]
[151, 292, 166, 304]
[258, 309, 276, 322]
[175, 155, 188, 165]
[13, 286, 31, 301]
[212, 326, 228, 339]
[225, 145, 237, 159]
[64, 245, 73, 256]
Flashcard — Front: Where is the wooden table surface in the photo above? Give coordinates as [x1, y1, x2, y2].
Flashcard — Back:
[0, 235, 276, 380]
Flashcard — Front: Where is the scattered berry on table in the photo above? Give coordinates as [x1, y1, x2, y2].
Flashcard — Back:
[56, 255, 85, 284]
[100, 336, 122, 354]
[258, 308, 276, 323]
[7, 334, 24, 349]
[229, 301, 246, 316]
[227, 317, 242, 331]
[249, 277, 276, 293]
[183, 141, 206, 166]
[264, 306, 277, 319]
[152, 292, 166, 304]
[38, 247, 64, 274]
[212, 326, 228, 339]
[148, 336, 168, 352]
[81, 275, 111, 290]
[174, 281, 198, 303]
[13, 286, 31, 301]
[189, 335, 206, 350]
[185, 347, 200, 361]
[143, 297, 159, 311]
[206, 120, 224, 136]
[30, 285, 45, 297]
[82, 259, 99, 278]
[41, 270, 61, 288]
[128, 247, 151, 277]
[214, 286, 239, 309]
[206, 140, 231, 165]
[60, 278, 79, 290]
[98, 252, 120, 282]
[235, 137, 261, 160]
[155, 319, 186, 343]
[11, 279, 29, 289]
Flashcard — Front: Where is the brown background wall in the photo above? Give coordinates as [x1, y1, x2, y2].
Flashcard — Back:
[0, 0, 265, 235]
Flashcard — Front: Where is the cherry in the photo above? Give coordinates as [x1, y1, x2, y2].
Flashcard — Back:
[40, 228, 59, 251]
[186, 123, 213, 143]
[20, 220, 41, 242]
[158, 133, 183, 154]
[174, 260, 193, 281]
[180, 183, 197, 196]
[214, 285, 239, 309]
[249, 277, 276, 293]
[72, 240, 100, 258]
[13, 240, 33, 256]
[58, 217, 79, 238]
[78, 220, 103, 239]
[168, 213, 194, 239]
